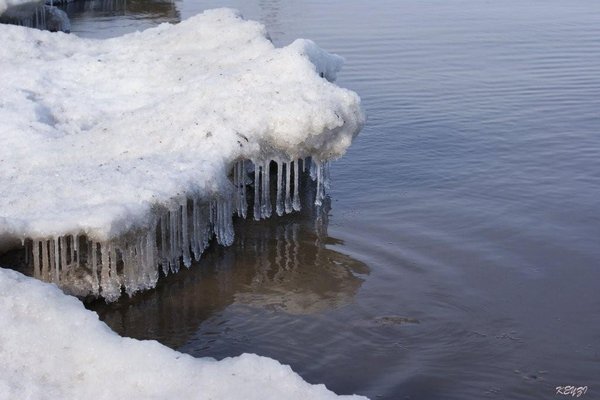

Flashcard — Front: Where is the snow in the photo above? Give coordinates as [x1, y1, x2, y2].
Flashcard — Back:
[0, 267, 366, 400]
[0, 8, 363, 243]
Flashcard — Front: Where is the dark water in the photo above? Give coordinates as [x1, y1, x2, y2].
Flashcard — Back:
[62, 1, 600, 398]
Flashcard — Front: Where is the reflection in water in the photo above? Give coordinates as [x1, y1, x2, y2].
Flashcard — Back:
[60, 0, 178, 18]
[258, 0, 282, 39]
[90, 199, 369, 349]
[0, 2, 70, 32]
[59, 0, 179, 37]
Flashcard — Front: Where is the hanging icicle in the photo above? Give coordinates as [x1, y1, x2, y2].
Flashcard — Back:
[276, 160, 284, 216]
[293, 159, 301, 211]
[261, 160, 272, 219]
[22, 155, 328, 301]
[285, 161, 292, 214]
[254, 162, 261, 221]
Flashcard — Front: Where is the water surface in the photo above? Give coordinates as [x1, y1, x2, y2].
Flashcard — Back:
[63, 1, 600, 398]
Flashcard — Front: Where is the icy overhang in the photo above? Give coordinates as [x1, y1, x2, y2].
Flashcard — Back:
[0, 8, 364, 243]
[0, 0, 42, 15]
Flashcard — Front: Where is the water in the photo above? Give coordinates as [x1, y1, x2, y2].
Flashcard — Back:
[61, 1, 600, 398]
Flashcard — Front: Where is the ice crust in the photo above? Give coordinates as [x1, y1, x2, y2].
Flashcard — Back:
[0, 8, 364, 243]
[0, 267, 367, 400]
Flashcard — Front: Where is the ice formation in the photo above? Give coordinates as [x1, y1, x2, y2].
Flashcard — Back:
[0, 8, 363, 299]
[0, 0, 40, 14]
[0, 267, 367, 400]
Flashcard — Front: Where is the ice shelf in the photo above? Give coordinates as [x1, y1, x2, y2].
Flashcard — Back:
[0, 8, 363, 300]
[23, 158, 326, 301]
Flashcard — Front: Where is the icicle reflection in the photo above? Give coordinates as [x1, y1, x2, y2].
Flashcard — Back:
[90, 192, 369, 348]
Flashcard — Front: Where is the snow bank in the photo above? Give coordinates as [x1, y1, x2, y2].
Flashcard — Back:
[0, 267, 366, 400]
[0, 8, 363, 242]
[0, 8, 363, 300]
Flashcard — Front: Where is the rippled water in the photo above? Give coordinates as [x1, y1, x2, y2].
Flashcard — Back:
[60, 1, 600, 398]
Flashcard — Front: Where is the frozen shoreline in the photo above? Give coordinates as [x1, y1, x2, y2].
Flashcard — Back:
[0, 8, 363, 298]
[0, 267, 367, 399]
[0, 8, 362, 242]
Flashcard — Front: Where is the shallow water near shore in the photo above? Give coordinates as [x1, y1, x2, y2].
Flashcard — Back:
[54, 0, 600, 398]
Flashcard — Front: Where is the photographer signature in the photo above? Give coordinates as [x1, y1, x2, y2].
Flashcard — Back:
[556, 386, 588, 397]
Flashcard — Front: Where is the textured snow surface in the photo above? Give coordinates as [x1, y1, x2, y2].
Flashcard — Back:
[0, 8, 363, 242]
[0, 268, 367, 400]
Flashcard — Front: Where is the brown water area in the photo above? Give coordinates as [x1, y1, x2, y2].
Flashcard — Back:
[89, 201, 369, 349]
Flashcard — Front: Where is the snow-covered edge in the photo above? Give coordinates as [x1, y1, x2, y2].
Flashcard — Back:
[0, 267, 368, 400]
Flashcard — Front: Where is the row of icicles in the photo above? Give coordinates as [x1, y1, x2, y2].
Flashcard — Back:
[24, 158, 330, 301]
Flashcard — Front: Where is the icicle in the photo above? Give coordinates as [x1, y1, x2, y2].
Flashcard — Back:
[123, 244, 134, 296]
[145, 228, 158, 288]
[24, 239, 29, 266]
[200, 203, 211, 252]
[253, 162, 261, 220]
[175, 206, 181, 268]
[49, 238, 57, 283]
[74, 234, 79, 268]
[276, 160, 284, 216]
[315, 160, 325, 206]
[191, 198, 199, 261]
[239, 160, 247, 219]
[89, 242, 100, 297]
[225, 198, 234, 245]
[122, 242, 136, 296]
[91, 242, 107, 298]
[41, 240, 49, 281]
[261, 161, 272, 219]
[233, 162, 239, 210]
[32, 240, 41, 278]
[324, 161, 331, 190]
[213, 198, 234, 246]
[60, 236, 67, 276]
[310, 158, 318, 181]
[233, 161, 247, 219]
[182, 200, 191, 268]
[54, 238, 61, 282]
[69, 235, 75, 266]
[139, 239, 147, 288]
[285, 161, 292, 213]
[210, 200, 218, 242]
[218, 200, 225, 244]
[169, 209, 179, 273]
[293, 159, 301, 211]
[158, 216, 167, 275]
[109, 245, 121, 299]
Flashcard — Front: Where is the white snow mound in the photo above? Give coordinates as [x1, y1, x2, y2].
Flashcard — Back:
[0, 267, 367, 400]
[0, 8, 363, 242]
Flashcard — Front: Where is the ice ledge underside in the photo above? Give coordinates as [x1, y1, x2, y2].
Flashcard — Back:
[20, 157, 330, 301]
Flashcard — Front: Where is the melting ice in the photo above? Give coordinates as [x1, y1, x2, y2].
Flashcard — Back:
[0, 8, 364, 300]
